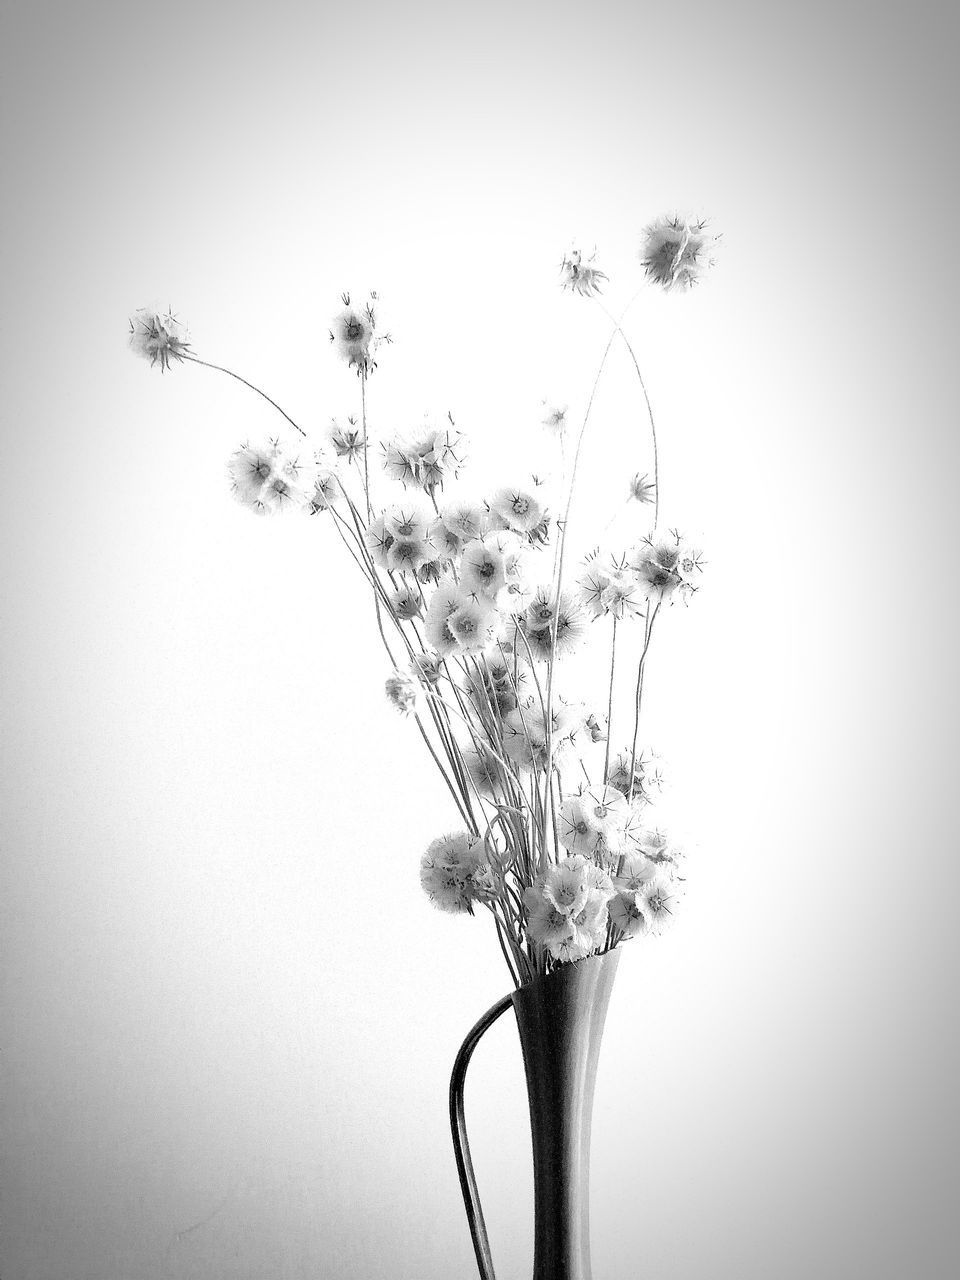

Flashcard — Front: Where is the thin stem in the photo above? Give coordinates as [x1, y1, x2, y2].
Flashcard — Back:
[603, 617, 618, 784]
[596, 301, 661, 527]
[628, 602, 660, 801]
[180, 355, 306, 437]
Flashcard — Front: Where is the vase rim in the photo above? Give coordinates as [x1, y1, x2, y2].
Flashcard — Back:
[513, 947, 620, 995]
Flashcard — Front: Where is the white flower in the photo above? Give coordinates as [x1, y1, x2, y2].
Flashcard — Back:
[640, 216, 718, 293]
[609, 891, 653, 939]
[304, 468, 341, 514]
[461, 536, 510, 599]
[522, 590, 588, 660]
[638, 872, 680, 932]
[440, 499, 487, 543]
[629, 529, 702, 604]
[446, 596, 500, 654]
[490, 487, 544, 535]
[227, 440, 309, 515]
[385, 670, 422, 717]
[420, 832, 488, 914]
[541, 401, 568, 433]
[579, 561, 645, 621]
[383, 421, 465, 495]
[330, 292, 388, 373]
[559, 248, 608, 298]
[578, 784, 631, 849]
[392, 580, 422, 620]
[129, 308, 190, 371]
[424, 581, 463, 657]
[559, 795, 602, 857]
[502, 701, 581, 771]
[523, 854, 614, 962]
[329, 417, 365, 465]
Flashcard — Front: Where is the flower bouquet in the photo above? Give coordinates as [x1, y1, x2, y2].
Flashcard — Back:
[130, 214, 718, 1280]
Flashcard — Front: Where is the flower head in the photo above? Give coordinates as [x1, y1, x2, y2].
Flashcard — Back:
[579, 559, 645, 621]
[522, 589, 588, 660]
[640, 216, 717, 293]
[227, 439, 310, 515]
[330, 292, 389, 374]
[129, 308, 190, 371]
[420, 832, 488, 914]
[304, 461, 341, 514]
[524, 854, 614, 962]
[638, 872, 681, 932]
[490, 487, 545, 536]
[541, 401, 568, 434]
[385, 669, 422, 717]
[629, 473, 656, 505]
[560, 247, 608, 298]
[383, 420, 465, 495]
[628, 529, 703, 604]
[329, 417, 366, 465]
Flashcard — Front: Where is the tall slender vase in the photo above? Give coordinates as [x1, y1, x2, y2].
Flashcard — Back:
[449, 950, 620, 1280]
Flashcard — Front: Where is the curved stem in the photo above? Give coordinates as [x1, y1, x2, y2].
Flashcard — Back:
[181, 354, 306, 437]
[596, 302, 661, 527]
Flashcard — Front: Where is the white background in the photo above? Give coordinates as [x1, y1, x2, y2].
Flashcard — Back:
[2, 2, 958, 1278]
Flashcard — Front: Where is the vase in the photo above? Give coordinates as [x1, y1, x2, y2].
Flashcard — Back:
[449, 949, 620, 1280]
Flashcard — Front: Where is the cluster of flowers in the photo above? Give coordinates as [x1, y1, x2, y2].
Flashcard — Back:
[132, 213, 716, 983]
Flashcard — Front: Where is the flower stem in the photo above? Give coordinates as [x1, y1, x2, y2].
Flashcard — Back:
[603, 617, 618, 783]
[180, 355, 306, 437]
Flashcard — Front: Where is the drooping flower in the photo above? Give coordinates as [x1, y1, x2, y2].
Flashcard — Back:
[385, 670, 422, 717]
[420, 832, 488, 914]
[559, 248, 608, 298]
[411, 651, 443, 687]
[329, 292, 389, 374]
[640, 216, 717, 293]
[129, 308, 190, 371]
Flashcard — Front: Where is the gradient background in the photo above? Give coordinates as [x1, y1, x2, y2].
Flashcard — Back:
[2, 2, 958, 1278]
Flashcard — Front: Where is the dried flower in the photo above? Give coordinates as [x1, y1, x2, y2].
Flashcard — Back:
[227, 439, 309, 515]
[384, 421, 465, 495]
[392, 580, 423, 620]
[609, 891, 653, 939]
[129, 308, 190, 371]
[541, 401, 568, 433]
[330, 292, 389, 374]
[522, 590, 588, 660]
[385, 670, 422, 717]
[490, 487, 545, 536]
[629, 473, 656, 505]
[440, 499, 487, 544]
[579, 560, 644, 621]
[638, 872, 680, 932]
[560, 248, 608, 298]
[640, 216, 717, 293]
[329, 417, 365, 465]
[629, 529, 703, 603]
[420, 832, 488, 914]
[304, 468, 341, 514]
[524, 855, 614, 961]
